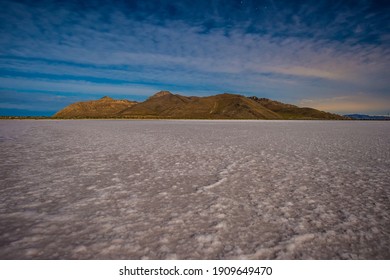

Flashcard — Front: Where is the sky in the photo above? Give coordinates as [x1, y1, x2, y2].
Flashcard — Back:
[0, 0, 389, 116]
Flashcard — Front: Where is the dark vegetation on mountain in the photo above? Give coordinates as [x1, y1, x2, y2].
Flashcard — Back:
[53, 91, 348, 120]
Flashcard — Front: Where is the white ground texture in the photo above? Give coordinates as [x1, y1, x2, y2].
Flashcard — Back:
[0, 120, 389, 259]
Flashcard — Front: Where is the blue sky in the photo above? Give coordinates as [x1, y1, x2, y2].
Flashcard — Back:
[0, 0, 389, 116]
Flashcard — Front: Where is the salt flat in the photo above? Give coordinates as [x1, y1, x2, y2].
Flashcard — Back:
[0, 120, 389, 259]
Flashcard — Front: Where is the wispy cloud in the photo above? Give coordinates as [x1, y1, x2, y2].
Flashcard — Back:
[0, 0, 389, 115]
[299, 93, 390, 115]
[265, 66, 342, 80]
[0, 76, 162, 97]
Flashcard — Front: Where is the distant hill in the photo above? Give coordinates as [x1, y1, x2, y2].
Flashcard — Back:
[344, 114, 390, 120]
[53, 96, 137, 118]
[53, 91, 347, 120]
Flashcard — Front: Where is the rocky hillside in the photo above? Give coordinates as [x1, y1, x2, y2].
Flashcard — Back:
[53, 96, 137, 118]
[53, 91, 347, 120]
[120, 91, 281, 119]
[249, 97, 349, 120]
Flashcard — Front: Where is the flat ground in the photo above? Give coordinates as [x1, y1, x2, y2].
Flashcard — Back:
[0, 120, 389, 259]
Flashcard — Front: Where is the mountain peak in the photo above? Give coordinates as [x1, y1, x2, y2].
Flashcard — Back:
[100, 96, 114, 101]
[149, 91, 173, 99]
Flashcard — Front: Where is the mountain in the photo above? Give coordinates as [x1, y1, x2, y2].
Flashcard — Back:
[53, 91, 347, 120]
[249, 97, 348, 120]
[344, 114, 390, 120]
[119, 91, 281, 119]
[53, 96, 137, 118]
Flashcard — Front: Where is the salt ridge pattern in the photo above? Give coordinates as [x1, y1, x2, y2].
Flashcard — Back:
[0, 120, 389, 259]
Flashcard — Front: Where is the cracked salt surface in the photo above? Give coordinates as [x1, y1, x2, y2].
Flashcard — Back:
[0, 120, 389, 259]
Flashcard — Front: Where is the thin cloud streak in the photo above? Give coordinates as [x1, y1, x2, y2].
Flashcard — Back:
[299, 94, 390, 115]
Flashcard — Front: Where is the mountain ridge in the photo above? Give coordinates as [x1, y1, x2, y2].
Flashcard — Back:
[249, 96, 346, 120]
[53, 91, 348, 120]
[53, 97, 138, 118]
